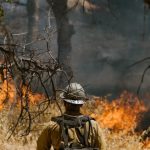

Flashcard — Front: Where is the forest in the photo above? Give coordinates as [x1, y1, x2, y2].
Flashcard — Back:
[0, 0, 150, 149]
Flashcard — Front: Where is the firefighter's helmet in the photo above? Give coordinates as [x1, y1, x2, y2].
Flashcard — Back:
[60, 83, 86, 105]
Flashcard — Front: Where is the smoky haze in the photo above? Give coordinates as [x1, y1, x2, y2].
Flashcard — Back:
[2, 0, 150, 98]
[69, 0, 150, 97]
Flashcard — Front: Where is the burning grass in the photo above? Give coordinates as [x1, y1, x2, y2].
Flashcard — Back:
[0, 91, 150, 150]
[0, 80, 45, 107]
[82, 91, 147, 132]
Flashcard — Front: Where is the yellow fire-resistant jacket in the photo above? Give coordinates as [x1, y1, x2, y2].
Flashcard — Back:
[37, 115, 106, 150]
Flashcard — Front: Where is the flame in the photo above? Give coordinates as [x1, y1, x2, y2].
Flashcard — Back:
[21, 85, 45, 104]
[85, 91, 147, 132]
[0, 79, 45, 109]
[0, 80, 15, 103]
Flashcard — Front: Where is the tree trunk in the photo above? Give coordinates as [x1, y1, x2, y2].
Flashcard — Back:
[47, 0, 75, 87]
[26, 0, 39, 51]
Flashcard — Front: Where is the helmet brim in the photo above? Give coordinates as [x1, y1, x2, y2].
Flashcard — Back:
[63, 99, 85, 105]
[60, 93, 85, 104]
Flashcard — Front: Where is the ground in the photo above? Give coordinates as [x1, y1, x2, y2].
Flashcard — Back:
[0, 93, 150, 150]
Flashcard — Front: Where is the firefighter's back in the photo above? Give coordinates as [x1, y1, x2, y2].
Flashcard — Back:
[37, 114, 106, 150]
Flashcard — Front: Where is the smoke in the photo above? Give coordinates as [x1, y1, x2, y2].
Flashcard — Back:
[68, 0, 150, 96]
[2, 0, 150, 97]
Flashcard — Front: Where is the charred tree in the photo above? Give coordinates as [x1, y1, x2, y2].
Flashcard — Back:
[47, 0, 74, 87]
[26, 0, 40, 51]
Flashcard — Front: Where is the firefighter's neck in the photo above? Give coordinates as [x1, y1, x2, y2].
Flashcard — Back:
[65, 110, 81, 116]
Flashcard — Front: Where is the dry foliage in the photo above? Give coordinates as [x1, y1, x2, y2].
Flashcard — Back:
[0, 93, 150, 150]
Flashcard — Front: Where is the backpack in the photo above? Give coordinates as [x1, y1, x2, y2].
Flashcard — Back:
[52, 115, 99, 150]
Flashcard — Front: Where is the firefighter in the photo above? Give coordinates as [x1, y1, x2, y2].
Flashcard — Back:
[37, 83, 106, 150]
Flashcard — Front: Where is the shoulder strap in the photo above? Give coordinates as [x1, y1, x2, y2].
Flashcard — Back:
[52, 116, 69, 147]
[74, 116, 93, 148]
[61, 124, 69, 147]
[75, 127, 85, 146]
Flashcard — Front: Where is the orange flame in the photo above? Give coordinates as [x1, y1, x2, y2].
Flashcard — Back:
[22, 85, 45, 104]
[0, 79, 45, 109]
[0, 80, 15, 103]
[88, 91, 147, 132]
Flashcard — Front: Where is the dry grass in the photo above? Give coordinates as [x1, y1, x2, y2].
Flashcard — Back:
[0, 99, 150, 150]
